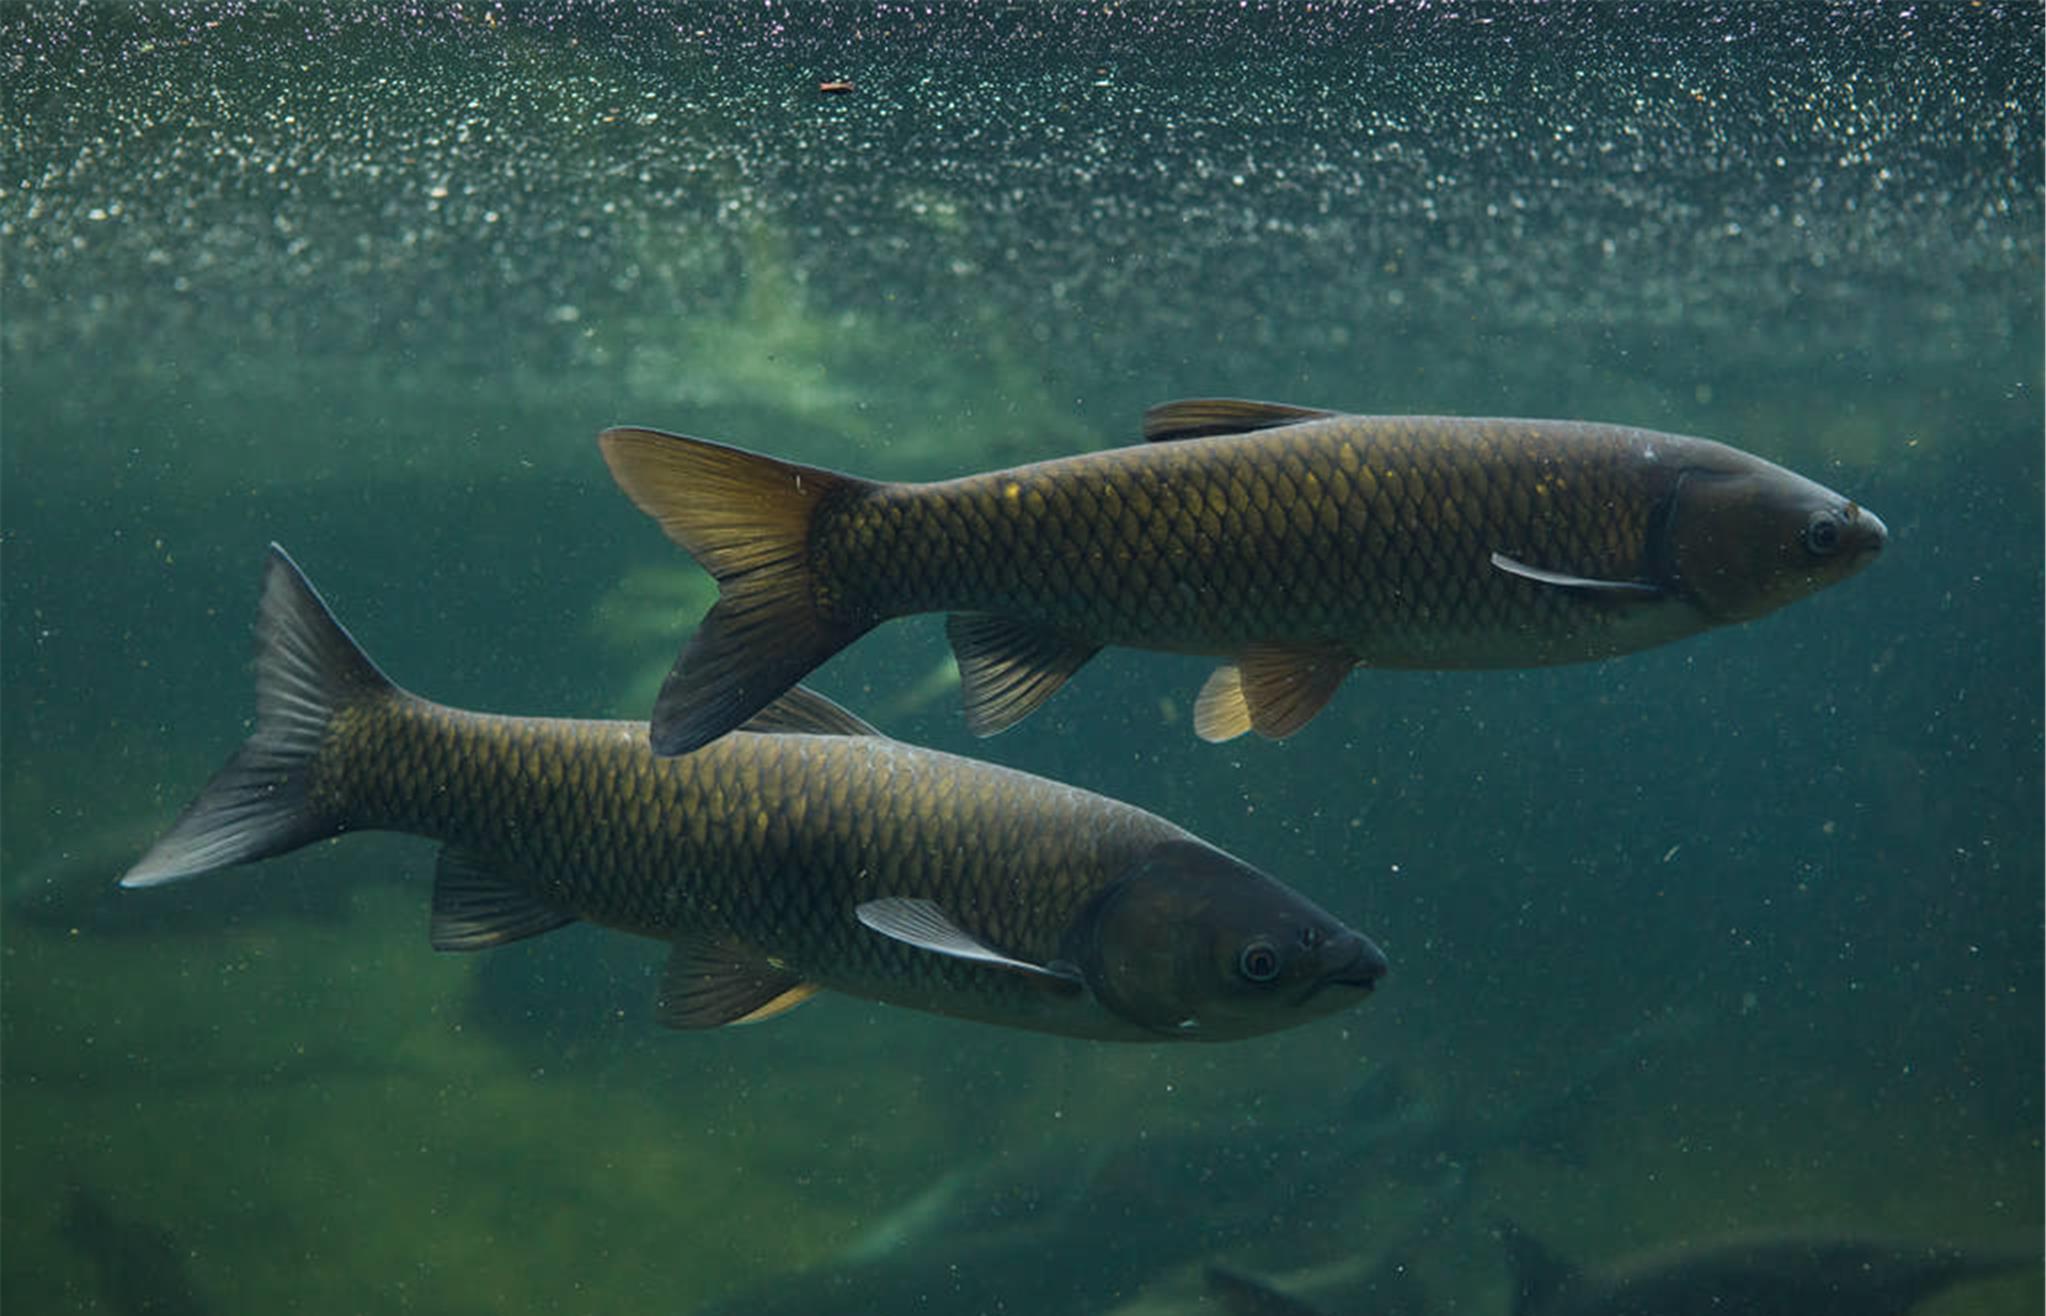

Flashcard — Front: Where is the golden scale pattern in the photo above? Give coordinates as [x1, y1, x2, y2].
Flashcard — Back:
[823, 418, 1667, 661]
[309, 696, 1180, 1004]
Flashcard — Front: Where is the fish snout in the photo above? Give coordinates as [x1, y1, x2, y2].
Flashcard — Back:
[1328, 932, 1390, 991]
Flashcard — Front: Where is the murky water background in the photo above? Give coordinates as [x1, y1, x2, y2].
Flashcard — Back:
[4, 5, 2040, 1314]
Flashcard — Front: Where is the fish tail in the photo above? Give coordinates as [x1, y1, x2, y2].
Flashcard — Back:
[599, 427, 874, 756]
[121, 545, 396, 888]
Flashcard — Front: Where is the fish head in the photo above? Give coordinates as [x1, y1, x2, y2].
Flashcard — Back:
[1659, 449, 1887, 623]
[1068, 840, 1387, 1041]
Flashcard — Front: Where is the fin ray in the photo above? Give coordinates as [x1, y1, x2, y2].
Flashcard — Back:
[657, 930, 814, 1028]
[428, 847, 576, 950]
[1142, 398, 1338, 442]
[1193, 665, 1253, 743]
[1490, 551, 1661, 596]
[599, 428, 876, 756]
[738, 684, 883, 737]
[122, 546, 392, 888]
[730, 982, 823, 1024]
[945, 613, 1099, 736]
[1236, 644, 1355, 739]
[856, 897, 1082, 986]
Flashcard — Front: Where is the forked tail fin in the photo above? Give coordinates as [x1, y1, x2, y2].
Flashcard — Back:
[598, 427, 875, 756]
[121, 545, 396, 887]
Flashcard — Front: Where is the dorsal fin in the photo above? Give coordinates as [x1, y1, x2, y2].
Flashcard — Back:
[1142, 399, 1338, 442]
[738, 684, 882, 737]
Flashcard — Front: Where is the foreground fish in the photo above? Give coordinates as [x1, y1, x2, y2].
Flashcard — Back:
[600, 400, 1886, 754]
[121, 546, 1385, 1041]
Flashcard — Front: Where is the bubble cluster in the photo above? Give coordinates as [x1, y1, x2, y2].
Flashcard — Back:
[3, 3, 2037, 478]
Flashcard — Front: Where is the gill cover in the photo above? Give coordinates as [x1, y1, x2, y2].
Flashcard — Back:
[1659, 457, 1886, 623]
[1067, 840, 1384, 1040]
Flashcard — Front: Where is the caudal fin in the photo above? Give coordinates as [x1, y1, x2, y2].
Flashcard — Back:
[121, 546, 396, 887]
[598, 427, 874, 756]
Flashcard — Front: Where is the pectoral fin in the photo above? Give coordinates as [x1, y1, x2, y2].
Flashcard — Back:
[1490, 551, 1662, 597]
[1194, 645, 1354, 742]
[856, 898, 1083, 989]
[945, 614, 1100, 736]
[429, 847, 577, 951]
[658, 932, 818, 1028]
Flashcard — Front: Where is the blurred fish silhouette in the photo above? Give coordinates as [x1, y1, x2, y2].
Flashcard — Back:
[62, 1188, 209, 1316]
[600, 401, 1885, 752]
[1493, 1217, 2036, 1316]
[693, 1077, 1455, 1316]
[1206, 1216, 2035, 1316]
[693, 1012, 1707, 1316]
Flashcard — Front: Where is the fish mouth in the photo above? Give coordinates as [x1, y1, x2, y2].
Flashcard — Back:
[1307, 936, 1390, 1000]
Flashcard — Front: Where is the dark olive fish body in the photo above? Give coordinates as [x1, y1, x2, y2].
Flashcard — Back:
[123, 548, 1384, 1042]
[601, 399, 1885, 754]
[319, 701, 1176, 1035]
[828, 417, 1717, 663]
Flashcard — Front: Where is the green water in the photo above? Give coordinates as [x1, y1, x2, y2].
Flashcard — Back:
[3, 5, 2039, 1314]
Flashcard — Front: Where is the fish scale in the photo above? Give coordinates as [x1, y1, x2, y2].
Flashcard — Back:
[829, 418, 1662, 656]
[125, 554, 1387, 1040]
[598, 400, 1882, 751]
[321, 702, 1145, 973]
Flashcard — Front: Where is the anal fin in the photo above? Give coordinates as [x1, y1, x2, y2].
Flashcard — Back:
[1196, 645, 1354, 742]
[659, 931, 817, 1029]
[429, 846, 576, 951]
[945, 614, 1100, 736]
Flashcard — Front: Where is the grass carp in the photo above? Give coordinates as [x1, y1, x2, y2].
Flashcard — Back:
[600, 399, 1885, 754]
[121, 546, 1386, 1042]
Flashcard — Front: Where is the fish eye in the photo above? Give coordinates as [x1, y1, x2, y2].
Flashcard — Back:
[1802, 510, 1843, 557]
[1238, 940, 1282, 983]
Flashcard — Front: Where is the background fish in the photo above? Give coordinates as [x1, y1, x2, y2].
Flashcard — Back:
[1494, 1218, 2036, 1316]
[120, 546, 1385, 1043]
[61, 1188, 211, 1316]
[1205, 1219, 2035, 1316]
[600, 400, 1887, 754]
[694, 1008, 1707, 1316]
